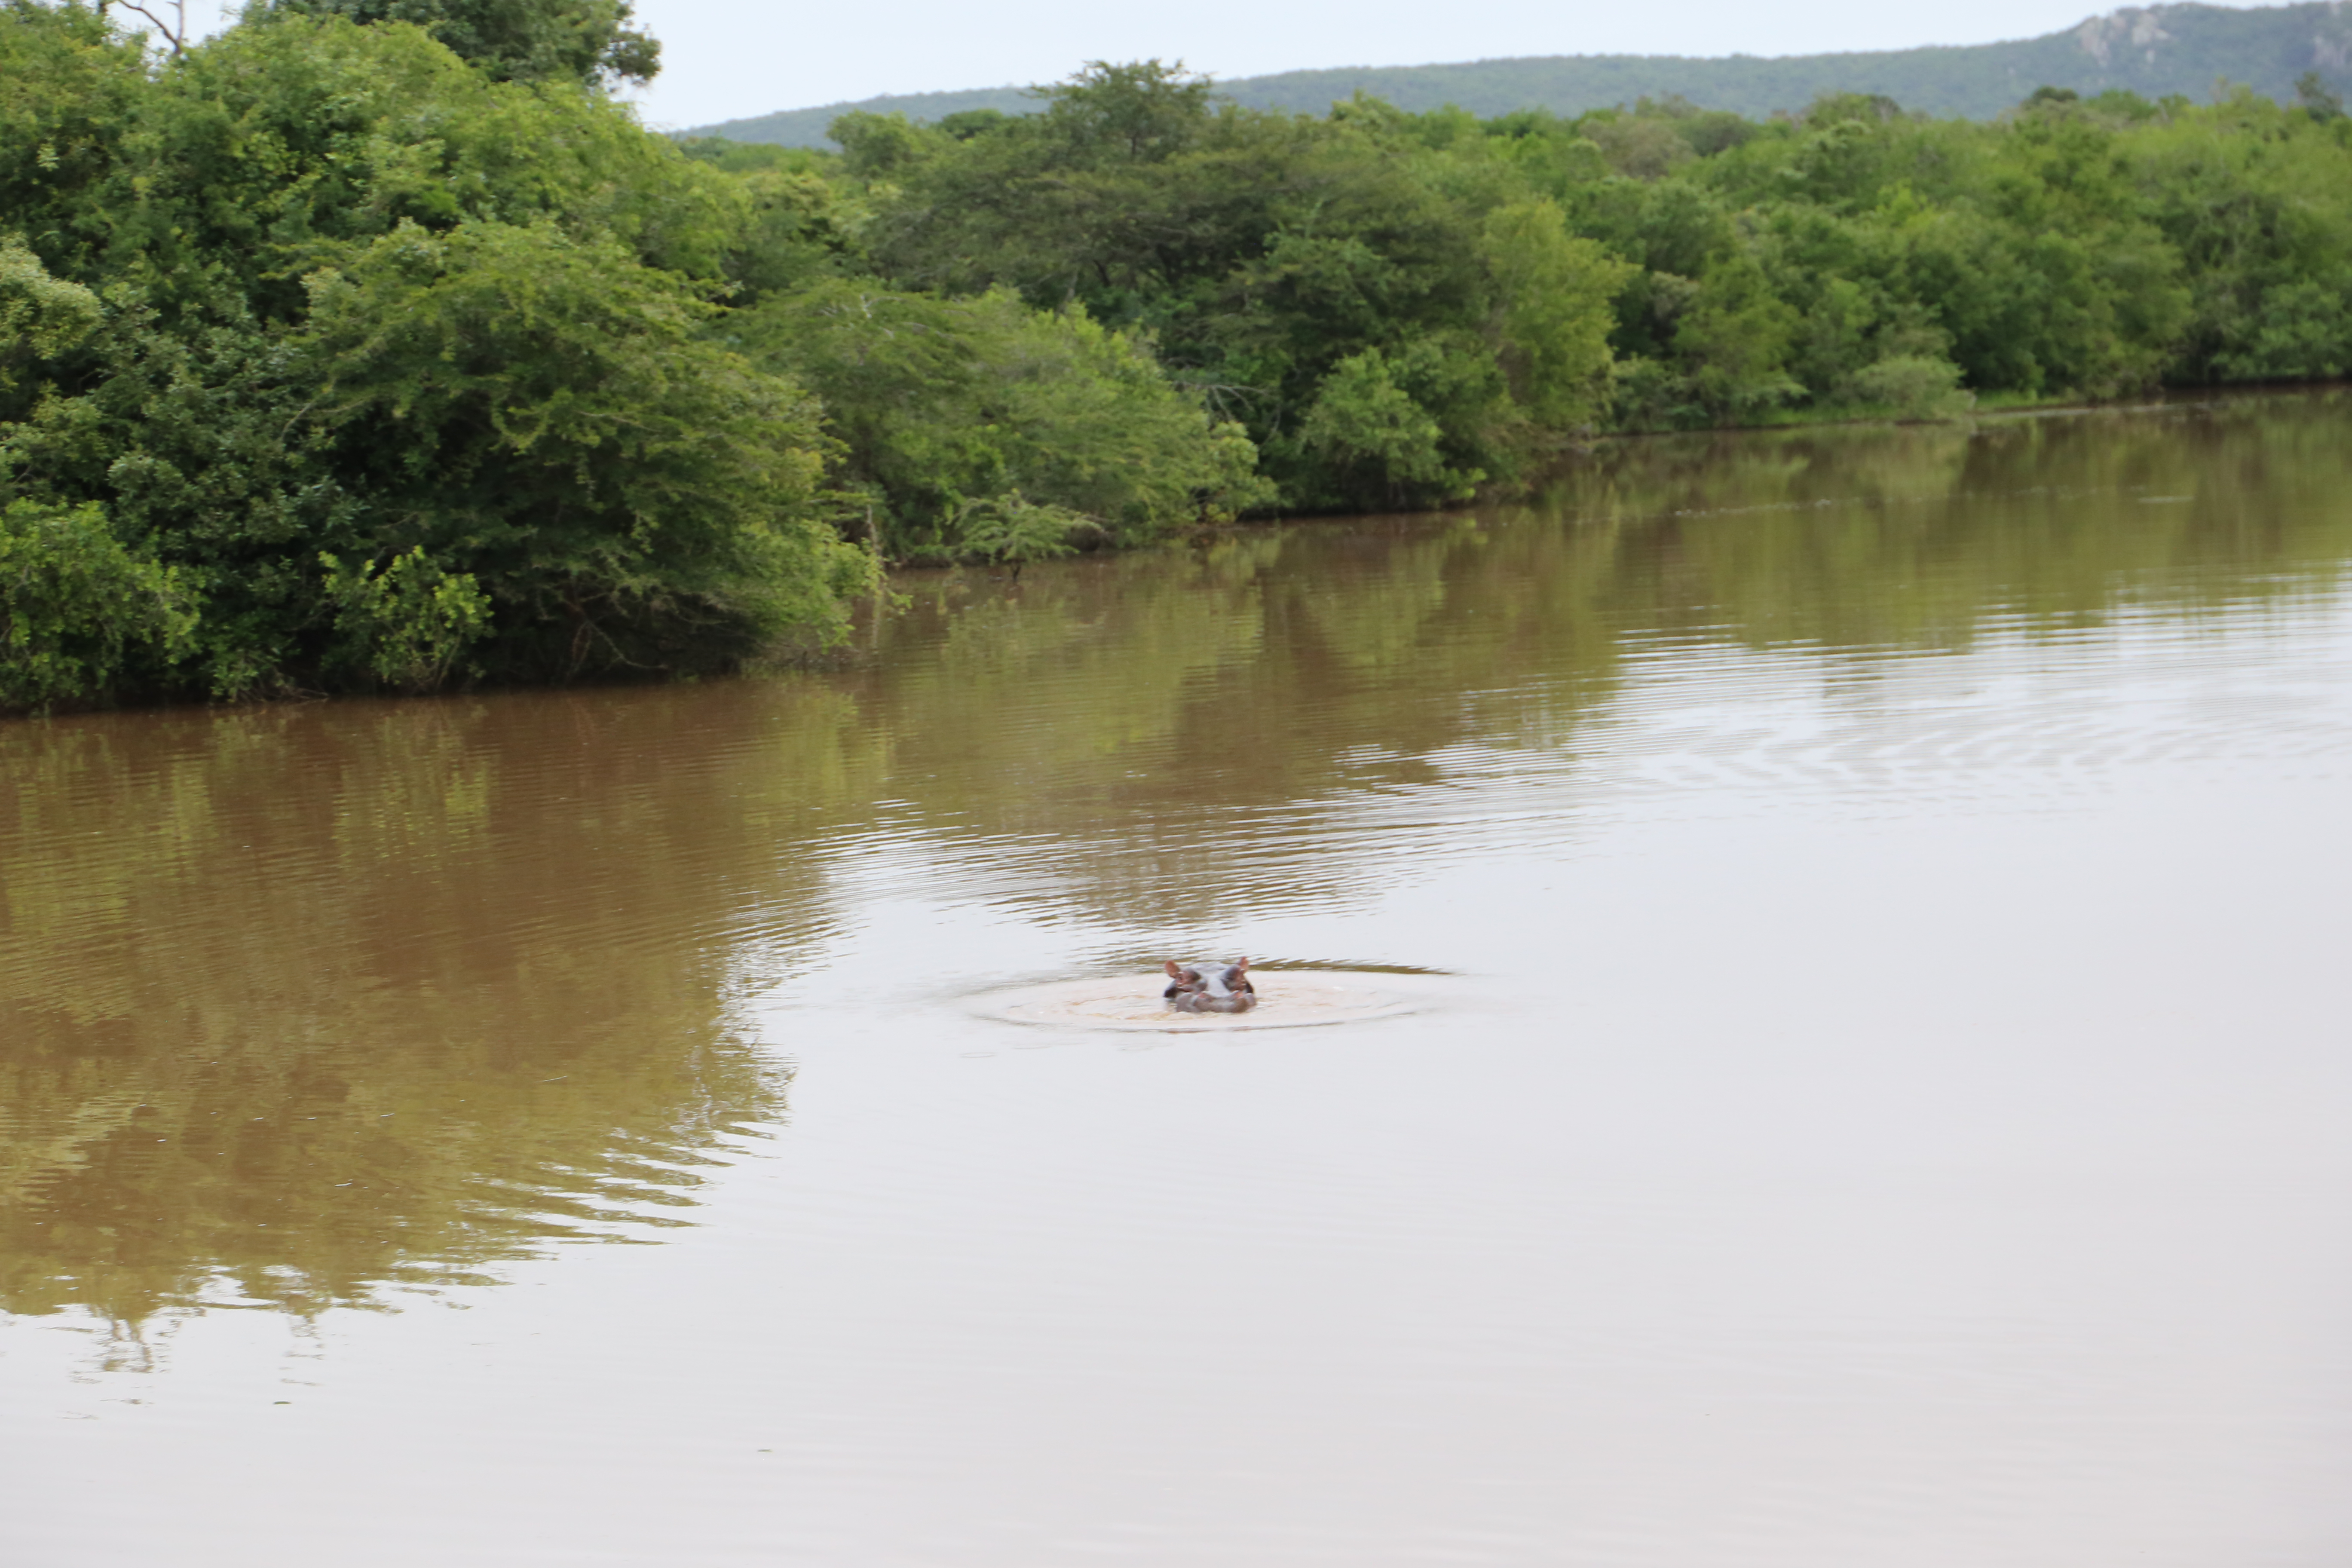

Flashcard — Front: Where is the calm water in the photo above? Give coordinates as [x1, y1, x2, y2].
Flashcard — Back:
[5, 394, 2352, 1566]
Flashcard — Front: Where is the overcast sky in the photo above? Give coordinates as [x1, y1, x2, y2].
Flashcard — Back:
[622, 0, 2288, 127]
[155, 0, 2288, 129]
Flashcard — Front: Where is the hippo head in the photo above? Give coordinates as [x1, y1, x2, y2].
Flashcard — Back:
[1163, 957, 1257, 1013]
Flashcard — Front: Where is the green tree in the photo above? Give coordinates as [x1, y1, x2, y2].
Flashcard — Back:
[297, 220, 871, 680]
[0, 497, 195, 709]
[0, 7, 870, 707]
[1297, 346, 1461, 501]
[733, 279, 1268, 561]
[268, 0, 659, 86]
[851, 62, 1626, 511]
[2295, 70, 2343, 121]
[0, 236, 99, 418]
[1478, 199, 1632, 429]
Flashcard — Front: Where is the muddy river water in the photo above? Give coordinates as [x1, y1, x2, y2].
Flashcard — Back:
[5, 393, 2352, 1566]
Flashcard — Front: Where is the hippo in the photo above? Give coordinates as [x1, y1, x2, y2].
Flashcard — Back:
[1163, 958, 1257, 1014]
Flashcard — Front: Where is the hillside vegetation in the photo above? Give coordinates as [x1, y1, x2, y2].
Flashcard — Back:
[686, 2, 2352, 147]
[6, 0, 2352, 712]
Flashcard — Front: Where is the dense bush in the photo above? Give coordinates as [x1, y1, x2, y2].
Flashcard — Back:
[772, 67, 2352, 490]
[9, 0, 2352, 712]
[0, 496, 194, 707]
[0, 0, 886, 706]
[726, 280, 1270, 561]
[829, 67, 1632, 511]
[0, 9, 1286, 709]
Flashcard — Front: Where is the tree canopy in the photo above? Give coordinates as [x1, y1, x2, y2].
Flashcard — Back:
[1, 0, 874, 708]
[267, 0, 660, 87]
[8, 0, 2352, 713]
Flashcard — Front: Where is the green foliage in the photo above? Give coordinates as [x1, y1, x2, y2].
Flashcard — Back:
[839, 61, 1627, 511]
[322, 544, 490, 690]
[2295, 71, 2344, 122]
[790, 56, 2329, 486]
[0, 497, 194, 708]
[1670, 255, 1803, 419]
[15, 0, 2352, 712]
[948, 493, 1089, 566]
[732, 280, 1269, 560]
[298, 219, 871, 677]
[103, 11, 742, 300]
[0, 1, 148, 269]
[1571, 81, 2303, 423]
[1847, 355, 1974, 420]
[675, 136, 832, 175]
[0, 236, 98, 415]
[0, 3, 873, 709]
[1298, 346, 1461, 500]
[1585, 113, 1695, 181]
[268, 0, 659, 86]
[1478, 200, 1633, 429]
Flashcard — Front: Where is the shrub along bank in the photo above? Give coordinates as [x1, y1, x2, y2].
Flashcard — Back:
[5, 0, 2351, 710]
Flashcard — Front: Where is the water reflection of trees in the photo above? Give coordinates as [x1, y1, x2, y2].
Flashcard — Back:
[848, 393, 2352, 926]
[0, 685, 886, 1325]
[1530, 395, 2352, 650]
[5, 393, 2348, 1329]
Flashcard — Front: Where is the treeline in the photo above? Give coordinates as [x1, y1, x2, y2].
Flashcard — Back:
[6, 0, 2352, 711]
[689, 1, 2352, 143]
[0, 0, 888, 709]
[784, 69, 2352, 474]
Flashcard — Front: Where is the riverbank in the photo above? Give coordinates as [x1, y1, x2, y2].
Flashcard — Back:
[10, 5, 2352, 711]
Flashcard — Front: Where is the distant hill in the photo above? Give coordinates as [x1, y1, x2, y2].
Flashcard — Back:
[681, 2, 2352, 147]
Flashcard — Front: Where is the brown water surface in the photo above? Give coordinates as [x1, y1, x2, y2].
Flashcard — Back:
[6, 394, 2352, 1565]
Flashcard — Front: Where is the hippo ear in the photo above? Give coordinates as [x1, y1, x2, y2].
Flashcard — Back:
[1233, 956, 1249, 972]
[1164, 960, 1186, 979]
